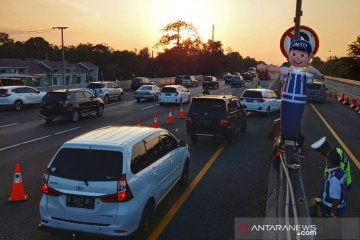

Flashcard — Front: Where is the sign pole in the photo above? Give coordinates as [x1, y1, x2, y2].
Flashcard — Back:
[294, 0, 302, 40]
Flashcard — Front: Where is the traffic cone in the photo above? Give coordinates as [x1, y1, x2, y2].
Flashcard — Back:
[342, 96, 350, 105]
[8, 163, 28, 202]
[167, 108, 174, 124]
[355, 102, 360, 112]
[137, 119, 141, 126]
[349, 99, 357, 109]
[178, 103, 185, 119]
[152, 114, 159, 128]
[337, 93, 344, 102]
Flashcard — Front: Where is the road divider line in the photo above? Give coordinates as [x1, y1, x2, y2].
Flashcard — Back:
[0, 123, 19, 128]
[0, 135, 51, 151]
[54, 127, 81, 135]
[141, 105, 158, 110]
[311, 103, 360, 170]
[148, 144, 225, 240]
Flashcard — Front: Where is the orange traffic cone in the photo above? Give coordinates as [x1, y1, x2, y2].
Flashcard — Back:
[337, 93, 344, 102]
[342, 96, 350, 105]
[178, 103, 185, 119]
[137, 119, 141, 126]
[9, 163, 28, 202]
[349, 99, 357, 109]
[152, 114, 159, 128]
[167, 108, 174, 124]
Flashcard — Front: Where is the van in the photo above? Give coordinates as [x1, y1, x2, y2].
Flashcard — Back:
[0, 78, 25, 87]
[39, 126, 190, 237]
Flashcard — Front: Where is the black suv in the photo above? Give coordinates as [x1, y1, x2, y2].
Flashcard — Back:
[40, 89, 105, 123]
[130, 77, 153, 91]
[202, 76, 219, 89]
[186, 95, 247, 143]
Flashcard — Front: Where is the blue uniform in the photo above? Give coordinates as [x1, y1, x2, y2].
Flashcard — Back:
[280, 66, 313, 141]
[321, 167, 347, 216]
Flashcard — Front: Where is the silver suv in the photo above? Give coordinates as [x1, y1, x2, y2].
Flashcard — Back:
[39, 126, 190, 237]
[87, 81, 124, 104]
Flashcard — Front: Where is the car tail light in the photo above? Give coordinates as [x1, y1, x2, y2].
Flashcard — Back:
[186, 116, 192, 126]
[41, 168, 61, 197]
[218, 118, 229, 127]
[240, 97, 244, 101]
[99, 174, 133, 203]
[256, 98, 265, 103]
[0, 92, 11, 97]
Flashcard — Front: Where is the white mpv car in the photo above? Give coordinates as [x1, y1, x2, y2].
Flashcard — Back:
[158, 85, 191, 105]
[39, 126, 190, 237]
[240, 89, 281, 116]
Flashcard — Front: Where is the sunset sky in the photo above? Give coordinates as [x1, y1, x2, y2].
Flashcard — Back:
[0, 0, 359, 65]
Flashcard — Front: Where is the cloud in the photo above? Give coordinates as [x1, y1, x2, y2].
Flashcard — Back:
[43, 0, 100, 18]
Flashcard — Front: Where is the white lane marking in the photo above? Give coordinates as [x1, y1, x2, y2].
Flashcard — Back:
[141, 105, 158, 110]
[0, 123, 19, 128]
[106, 101, 127, 107]
[54, 127, 81, 135]
[0, 135, 51, 151]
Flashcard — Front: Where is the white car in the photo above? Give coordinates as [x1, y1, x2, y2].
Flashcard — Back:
[158, 85, 191, 105]
[86, 81, 124, 104]
[133, 84, 161, 102]
[240, 89, 280, 116]
[0, 86, 46, 111]
[39, 126, 190, 237]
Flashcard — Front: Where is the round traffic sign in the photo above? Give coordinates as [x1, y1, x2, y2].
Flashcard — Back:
[280, 25, 319, 58]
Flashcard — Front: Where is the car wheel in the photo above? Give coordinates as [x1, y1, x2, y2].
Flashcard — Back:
[71, 110, 80, 122]
[179, 160, 190, 187]
[187, 95, 191, 103]
[103, 95, 109, 104]
[139, 200, 155, 236]
[14, 100, 23, 111]
[97, 105, 104, 116]
[153, 95, 157, 102]
[180, 97, 183, 104]
[265, 107, 271, 117]
[241, 119, 247, 133]
[136, 98, 140, 102]
[45, 118, 53, 123]
[159, 102, 164, 106]
[118, 93, 123, 101]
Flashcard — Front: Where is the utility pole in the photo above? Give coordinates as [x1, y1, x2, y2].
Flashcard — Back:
[53, 27, 68, 85]
[212, 24, 215, 41]
[294, 0, 302, 40]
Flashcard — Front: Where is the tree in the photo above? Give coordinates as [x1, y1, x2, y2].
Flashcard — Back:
[348, 35, 360, 58]
[157, 20, 199, 49]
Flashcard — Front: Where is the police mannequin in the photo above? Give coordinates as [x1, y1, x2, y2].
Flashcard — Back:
[257, 39, 322, 144]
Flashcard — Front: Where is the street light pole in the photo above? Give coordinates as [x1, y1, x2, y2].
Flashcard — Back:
[294, 0, 302, 40]
[53, 27, 68, 85]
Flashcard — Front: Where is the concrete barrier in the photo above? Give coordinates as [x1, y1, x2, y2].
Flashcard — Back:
[325, 76, 360, 86]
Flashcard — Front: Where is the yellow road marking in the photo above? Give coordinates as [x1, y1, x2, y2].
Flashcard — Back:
[311, 103, 360, 170]
[148, 145, 226, 240]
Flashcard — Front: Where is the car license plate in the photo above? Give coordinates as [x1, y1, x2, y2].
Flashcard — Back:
[200, 119, 212, 124]
[165, 93, 171, 96]
[246, 99, 254, 102]
[66, 194, 95, 209]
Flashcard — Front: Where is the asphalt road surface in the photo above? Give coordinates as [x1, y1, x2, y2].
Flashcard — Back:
[0, 76, 359, 240]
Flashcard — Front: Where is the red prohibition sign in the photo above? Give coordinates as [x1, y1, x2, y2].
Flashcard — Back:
[280, 25, 319, 58]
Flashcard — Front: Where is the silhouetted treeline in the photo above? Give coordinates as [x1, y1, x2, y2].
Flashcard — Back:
[1, 32, 360, 80]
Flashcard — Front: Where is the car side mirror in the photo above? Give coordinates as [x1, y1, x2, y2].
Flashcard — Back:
[178, 140, 187, 147]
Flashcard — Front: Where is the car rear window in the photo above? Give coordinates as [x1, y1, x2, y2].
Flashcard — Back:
[132, 78, 143, 84]
[242, 91, 263, 98]
[50, 148, 123, 181]
[87, 83, 105, 89]
[203, 76, 212, 82]
[232, 76, 241, 81]
[306, 83, 323, 90]
[162, 87, 177, 93]
[138, 86, 152, 90]
[0, 89, 8, 95]
[43, 92, 68, 101]
[189, 99, 226, 115]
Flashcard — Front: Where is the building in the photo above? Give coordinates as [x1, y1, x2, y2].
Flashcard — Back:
[0, 59, 99, 87]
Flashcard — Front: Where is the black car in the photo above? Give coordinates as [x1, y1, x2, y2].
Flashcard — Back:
[241, 72, 254, 81]
[202, 76, 219, 89]
[223, 74, 233, 85]
[130, 77, 153, 91]
[40, 89, 104, 123]
[175, 75, 184, 85]
[230, 75, 245, 88]
[186, 95, 247, 143]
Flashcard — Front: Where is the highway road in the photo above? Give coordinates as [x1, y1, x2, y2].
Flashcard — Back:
[0, 76, 359, 240]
